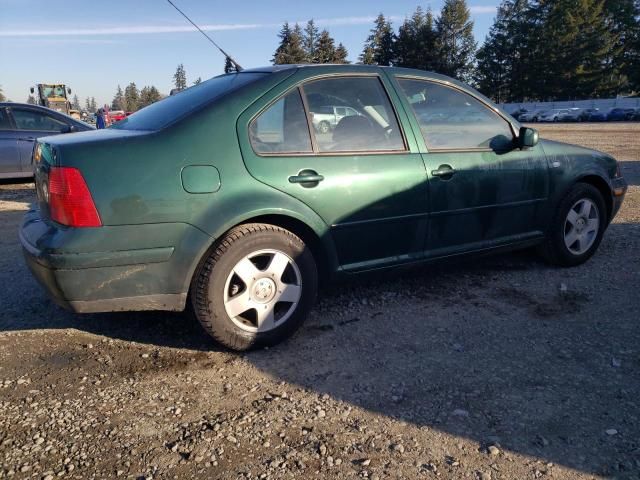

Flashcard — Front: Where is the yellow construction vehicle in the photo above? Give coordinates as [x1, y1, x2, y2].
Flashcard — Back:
[30, 83, 81, 119]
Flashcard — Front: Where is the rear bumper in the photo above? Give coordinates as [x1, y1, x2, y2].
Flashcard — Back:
[20, 208, 212, 313]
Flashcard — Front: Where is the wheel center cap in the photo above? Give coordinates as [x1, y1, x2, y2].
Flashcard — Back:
[252, 278, 276, 303]
[576, 217, 586, 232]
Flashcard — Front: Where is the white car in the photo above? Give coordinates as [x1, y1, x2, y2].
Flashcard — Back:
[539, 109, 570, 122]
[310, 105, 361, 133]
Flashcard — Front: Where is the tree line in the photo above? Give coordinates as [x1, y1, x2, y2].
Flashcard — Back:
[271, 0, 640, 102]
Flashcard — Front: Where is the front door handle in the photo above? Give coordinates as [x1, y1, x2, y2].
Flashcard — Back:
[288, 169, 324, 187]
[431, 164, 456, 179]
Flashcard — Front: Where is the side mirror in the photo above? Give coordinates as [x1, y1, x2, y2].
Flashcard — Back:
[67, 88, 72, 94]
[60, 124, 76, 134]
[30, 87, 35, 94]
[519, 126, 538, 148]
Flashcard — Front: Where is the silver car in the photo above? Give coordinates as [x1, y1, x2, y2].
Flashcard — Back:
[0, 103, 93, 179]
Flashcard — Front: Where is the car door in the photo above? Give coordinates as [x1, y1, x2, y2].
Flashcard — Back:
[239, 72, 428, 271]
[0, 107, 22, 176]
[9, 107, 70, 172]
[393, 76, 548, 256]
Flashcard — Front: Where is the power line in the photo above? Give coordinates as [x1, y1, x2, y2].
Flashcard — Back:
[165, 0, 243, 72]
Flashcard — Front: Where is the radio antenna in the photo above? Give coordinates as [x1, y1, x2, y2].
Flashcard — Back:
[165, 0, 243, 72]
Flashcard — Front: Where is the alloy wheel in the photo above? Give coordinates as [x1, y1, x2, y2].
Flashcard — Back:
[223, 249, 302, 333]
[564, 198, 600, 255]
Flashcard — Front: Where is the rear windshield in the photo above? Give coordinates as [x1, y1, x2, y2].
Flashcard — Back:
[111, 72, 266, 131]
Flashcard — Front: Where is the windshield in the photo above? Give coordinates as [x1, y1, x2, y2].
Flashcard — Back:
[111, 72, 266, 131]
[41, 85, 66, 98]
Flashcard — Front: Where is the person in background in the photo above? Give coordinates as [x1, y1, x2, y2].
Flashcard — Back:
[96, 108, 106, 129]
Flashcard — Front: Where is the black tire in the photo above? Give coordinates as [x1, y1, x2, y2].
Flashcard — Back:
[191, 223, 318, 350]
[538, 183, 607, 267]
[318, 121, 331, 134]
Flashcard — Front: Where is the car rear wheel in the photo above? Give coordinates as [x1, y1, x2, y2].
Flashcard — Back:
[538, 183, 607, 267]
[191, 223, 318, 350]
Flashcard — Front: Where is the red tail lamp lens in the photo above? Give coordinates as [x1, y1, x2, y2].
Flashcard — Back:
[48, 167, 102, 227]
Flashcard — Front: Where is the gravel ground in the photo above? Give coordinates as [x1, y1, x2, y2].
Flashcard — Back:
[1, 124, 639, 480]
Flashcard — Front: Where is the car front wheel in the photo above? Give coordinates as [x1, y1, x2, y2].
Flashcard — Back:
[191, 224, 318, 350]
[539, 183, 607, 267]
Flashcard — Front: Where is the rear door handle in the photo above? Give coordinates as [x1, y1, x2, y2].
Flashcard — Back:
[431, 165, 456, 178]
[288, 169, 324, 187]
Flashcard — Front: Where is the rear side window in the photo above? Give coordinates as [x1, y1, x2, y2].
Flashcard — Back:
[250, 89, 312, 154]
[398, 78, 514, 150]
[303, 76, 405, 152]
[12, 109, 67, 132]
[112, 72, 266, 131]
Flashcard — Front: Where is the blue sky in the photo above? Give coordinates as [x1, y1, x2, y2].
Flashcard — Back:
[0, 0, 498, 107]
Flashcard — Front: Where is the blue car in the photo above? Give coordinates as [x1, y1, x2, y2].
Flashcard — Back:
[607, 108, 632, 121]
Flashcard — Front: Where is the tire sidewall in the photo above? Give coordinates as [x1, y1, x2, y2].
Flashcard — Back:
[196, 226, 317, 350]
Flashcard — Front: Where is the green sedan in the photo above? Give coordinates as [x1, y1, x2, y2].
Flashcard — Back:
[21, 65, 627, 350]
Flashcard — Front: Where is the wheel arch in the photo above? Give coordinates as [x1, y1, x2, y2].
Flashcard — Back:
[186, 211, 338, 300]
[576, 174, 613, 222]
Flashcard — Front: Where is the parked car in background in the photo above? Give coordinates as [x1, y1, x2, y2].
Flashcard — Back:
[607, 108, 631, 121]
[509, 108, 528, 121]
[21, 64, 627, 350]
[310, 105, 362, 133]
[587, 109, 607, 122]
[0, 103, 94, 179]
[630, 107, 640, 120]
[579, 108, 598, 121]
[557, 108, 583, 122]
[539, 109, 570, 122]
[518, 110, 546, 122]
[109, 110, 127, 122]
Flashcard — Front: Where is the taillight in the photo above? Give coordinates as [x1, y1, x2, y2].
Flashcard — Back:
[48, 167, 102, 227]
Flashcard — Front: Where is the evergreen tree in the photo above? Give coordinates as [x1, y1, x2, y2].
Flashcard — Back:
[173, 64, 187, 90]
[27, 95, 37, 105]
[0, 86, 5, 102]
[304, 20, 320, 62]
[273, 22, 307, 64]
[89, 97, 97, 112]
[475, 0, 532, 102]
[72, 94, 81, 110]
[394, 7, 438, 71]
[435, 0, 477, 81]
[111, 85, 124, 110]
[360, 14, 395, 66]
[224, 57, 238, 73]
[538, 0, 619, 99]
[315, 30, 337, 63]
[139, 86, 162, 108]
[193, 77, 202, 85]
[333, 43, 350, 64]
[85, 97, 92, 111]
[124, 82, 140, 111]
[604, 0, 640, 92]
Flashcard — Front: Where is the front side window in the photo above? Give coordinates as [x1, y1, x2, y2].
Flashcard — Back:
[397, 78, 514, 150]
[303, 76, 405, 152]
[12, 109, 67, 132]
[250, 89, 312, 154]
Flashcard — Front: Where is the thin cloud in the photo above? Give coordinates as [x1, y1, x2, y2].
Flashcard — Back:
[469, 6, 497, 13]
[0, 8, 496, 38]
